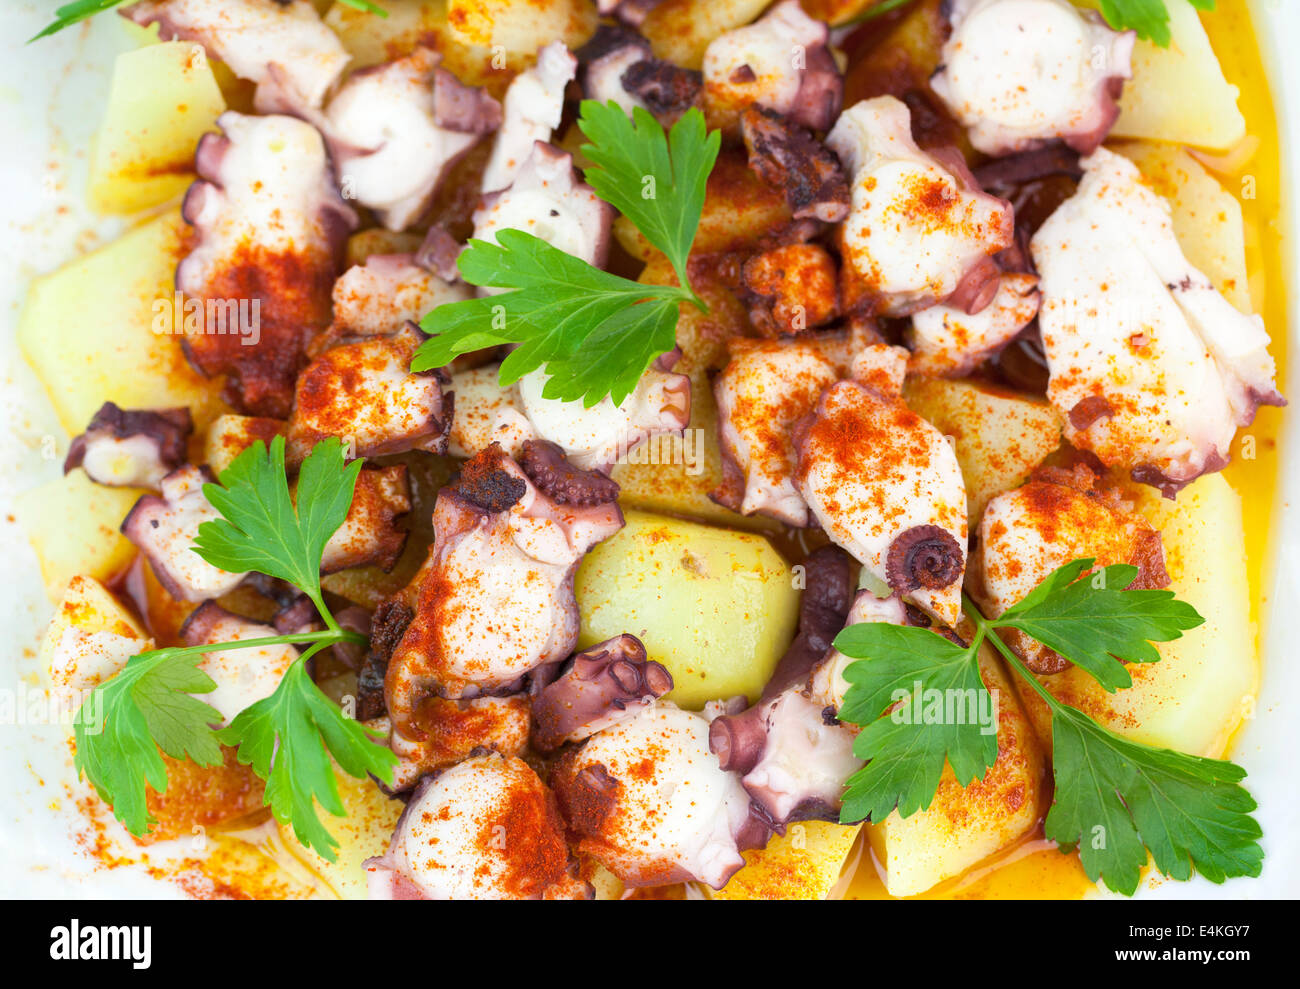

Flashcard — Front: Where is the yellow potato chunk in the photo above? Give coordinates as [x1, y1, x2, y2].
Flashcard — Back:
[641, 0, 773, 70]
[1015, 473, 1256, 759]
[904, 377, 1063, 533]
[18, 208, 228, 436]
[1119, 140, 1252, 312]
[1079, 0, 1246, 150]
[89, 42, 226, 215]
[444, 0, 596, 56]
[711, 821, 863, 900]
[278, 769, 404, 900]
[867, 645, 1046, 897]
[15, 471, 143, 601]
[574, 510, 800, 708]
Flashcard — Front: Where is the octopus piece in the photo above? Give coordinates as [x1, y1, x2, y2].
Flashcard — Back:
[712, 331, 864, 527]
[286, 323, 453, 463]
[551, 703, 755, 890]
[178, 602, 298, 725]
[531, 634, 673, 751]
[123, 0, 349, 112]
[709, 688, 861, 829]
[272, 597, 370, 670]
[907, 271, 1040, 377]
[355, 600, 414, 722]
[121, 465, 249, 603]
[701, 1, 843, 133]
[807, 588, 911, 713]
[415, 225, 464, 284]
[741, 106, 850, 224]
[932, 0, 1135, 156]
[742, 242, 841, 336]
[375, 696, 534, 793]
[324, 48, 501, 232]
[763, 545, 856, 700]
[795, 345, 969, 627]
[480, 42, 577, 194]
[1031, 148, 1284, 497]
[318, 465, 412, 575]
[826, 96, 1015, 318]
[383, 445, 623, 729]
[580, 25, 701, 124]
[64, 403, 193, 489]
[323, 253, 470, 344]
[448, 355, 689, 474]
[472, 143, 613, 292]
[366, 753, 591, 900]
[971, 464, 1171, 673]
[178, 112, 356, 417]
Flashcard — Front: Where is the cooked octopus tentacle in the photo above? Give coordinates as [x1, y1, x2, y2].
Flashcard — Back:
[318, 465, 412, 575]
[932, 0, 1135, 156]
[286, 323, 453, 463]
[480, 42, 576, 194]
[65, 403, 192, 489]
[1031, 148, 1284, 497]
[795, 345, 969, 627]
[827, 97, 1015, 318]
[323, 253, 470, 345]
[366, 753, 592, 899]
[178, 602, 298, 725]
[531, 634, 673, 751]
[178, 112, 356, 417]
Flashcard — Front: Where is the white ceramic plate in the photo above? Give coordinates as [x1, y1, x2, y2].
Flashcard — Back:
[0, 1, 1295, 898]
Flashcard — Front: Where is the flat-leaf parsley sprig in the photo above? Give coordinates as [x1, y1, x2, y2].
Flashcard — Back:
[833, 559, 1262, 895]
[73, 436, 396, 861]
[412, 101, 721, 409]
[30, 0, 386, 43]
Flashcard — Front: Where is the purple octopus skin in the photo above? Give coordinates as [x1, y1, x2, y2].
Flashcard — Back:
[531, 634, 673, 751]
[64, 403, 193, 489]
[762, 545, 855, 700]
[415, 225, 464, 283]
[178, 112, 356, 418]
[598, 0, 662, 27]
[741, 106, 850, 224]
[518, 439, 622, 507]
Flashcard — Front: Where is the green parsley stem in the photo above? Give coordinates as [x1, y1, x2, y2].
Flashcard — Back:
[125, 628, 367, 668]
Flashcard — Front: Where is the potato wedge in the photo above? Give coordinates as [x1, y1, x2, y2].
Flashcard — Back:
[574, 510, 800, 708]
[711, 821, 863, 900]
[904, 377, 1063, 533]
[866, 644, 1046, 898]
[1077, 0, 1246, 150]
[89, 42, 225, 215]
[444, 0, 596, 56]
[1014, 473, 1256, 759]
[641, 0, 772, 70]
[15, 471, 143, 601]
[18, 208, 228, 436]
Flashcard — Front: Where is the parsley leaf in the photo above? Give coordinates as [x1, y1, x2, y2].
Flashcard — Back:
[994, 559, 1204, 692]
[73, 648, 224, 837]
[579, 101, 719, 289]
[218, 650, 397, 862]
[412, 103, 720, 409]
[30, 0, 385, 43]
[1096, 0, 1216, 46]
[195, 435, 361, 626]
[835, 622, 998, 824]
[988, 636, 1262, 896]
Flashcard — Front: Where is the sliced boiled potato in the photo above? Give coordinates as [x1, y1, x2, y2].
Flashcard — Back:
[867, 644, 1046, 897]
[904, 377, 1063, 533]
[279, 769, 404, 900]
[18, 208, 228, 436]
[15, 471, 143, 601]
[711, 821, 863, 900]
[1014, 473, 1255, 759]
[1080, 0, 1246, 149]
[575, 510, 800, 708]
[641, 0, 772, 70]
[89, 41, 226, 214]
[344, 228, 424, 267]
[1119, 140, 1252, 312]
[204, 414, 288, 476]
